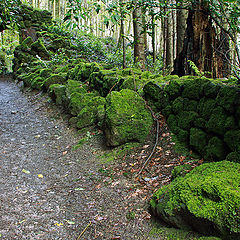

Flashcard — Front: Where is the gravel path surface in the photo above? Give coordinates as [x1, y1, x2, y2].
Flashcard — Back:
[0, 77, 153, 240]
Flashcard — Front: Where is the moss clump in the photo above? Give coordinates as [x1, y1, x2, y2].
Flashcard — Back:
[150, 161, 240, 239]
[120, 68, 142, 76]
[204, 137, 226, 161]
[226, 152, 240, 163]
[43, 74, 66, 89]
[121, 75, 149, 93]
[224, 130, 240, 152]
[189, 128, 208, 153]
[77, 96, 106, 129]
[31, 76, 44, 90]
[104, 89, 153, 146]
[30, 38, 50, 59]
[65, 80, 88, 98]
[177, 111, 198, 130]
[165, 78, 181, 99]
[39, 68, 51, 78]
[183, 99, 198, 112]
[171, 164, 192, 180]
[206, 106, 236, 135]
[48, 84, 66, 106]
[216, 85, 240, 113]
[203, 81, 220, 98]
[172, 97, 184, 114]
[68, 92, 98, 116]
[198, 98, 216, 120]
[182, 78, 206, 100]
[167, 114, 179, 134]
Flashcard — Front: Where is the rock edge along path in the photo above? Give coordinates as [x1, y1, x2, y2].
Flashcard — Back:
[0, 77, 153, 240]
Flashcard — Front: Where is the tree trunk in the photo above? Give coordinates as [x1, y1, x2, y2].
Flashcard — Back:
[173, 0, 216, 77]
[166, 10, 173, 72]
[133, 6, 145, 69]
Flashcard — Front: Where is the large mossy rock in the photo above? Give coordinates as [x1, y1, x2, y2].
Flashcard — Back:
[104, 89, 153, 146]
[150, 161, 240, 239]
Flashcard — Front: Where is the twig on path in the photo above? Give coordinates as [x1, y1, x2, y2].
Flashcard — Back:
[76, 221, 92, 240]
[135, 111, 160, 178]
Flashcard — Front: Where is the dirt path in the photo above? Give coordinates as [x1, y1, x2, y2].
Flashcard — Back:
[0, 77, 154, 239]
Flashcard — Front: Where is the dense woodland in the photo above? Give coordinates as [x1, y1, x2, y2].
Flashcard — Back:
[1, 0, 240, 239]
[0, 0, 240, 79]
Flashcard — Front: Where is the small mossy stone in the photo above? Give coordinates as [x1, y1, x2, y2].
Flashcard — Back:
[206, 106, 236, 135]
[121, 68, 142, 76]
[224, 130, 240, 152]
[40, 68, 51, 78]
[30, 38, 50, 59]
[31, 76, 43, 90]
[104, 89, 153, 146]
[172, 97, 184, 114]
[204, 136, 227, 161]
[189, 128, 208, 153]
[226, 152, 240, 163]
[177, 111, 198, 130]
[66, 80, 88, 98]
[171, 164, 192, 180]
[150, 160, 240, 238]
[216, 85, 240, 113]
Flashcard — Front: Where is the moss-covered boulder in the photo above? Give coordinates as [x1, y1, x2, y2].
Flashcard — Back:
[30, 38, 50, 59]
[150, 161, 240, 239]
[224, 130, 240, 152]
[68, 92, 98, 116]
[206, 106, 236, 135]
[104, 89, 153, 146]
[77, 96, 106, 129]
[48, 84, 67, 106]
[189, 128, 208, 153]
[43, 74, 66, 89]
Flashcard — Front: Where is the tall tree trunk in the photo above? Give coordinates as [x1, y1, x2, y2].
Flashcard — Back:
[173, 0, 216, 77]
[133, 6, 145, 69]
[166, 10, 173, 72]
[152, 14, 156, 63]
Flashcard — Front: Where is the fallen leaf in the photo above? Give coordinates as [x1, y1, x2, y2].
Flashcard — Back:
[142, 145, 149, 149]
[62, 151, 68, 156]
[55, 222, 63, 226]
[75, 188, 84, 191]
[18, 219, 26, 224]
[65, 220, 75, 225]
[22, 169, 30, 174]
[38, 174, 43, 178]
[35, 135, 41, 138]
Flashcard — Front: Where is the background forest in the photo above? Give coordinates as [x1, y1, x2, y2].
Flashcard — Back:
[0, 0, 240, 79]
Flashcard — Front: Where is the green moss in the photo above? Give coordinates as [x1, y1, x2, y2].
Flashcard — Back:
[47, 38, 70, 51]
[104, 89, 153, 146]
[162, 105, 172, 118]
[224, 130, 240, 152]
[172, 97, 184, 114]
[194, 118, 207, 129]
[216, 85, 240, 113]
[189, 128, 208, 153]
[198, 98, 216, 120]
[204, 136, 226, 161]
[165, 79, 181, 99]
[143, 81, 169, 110]
[66, 80, 88, 98]
[226, 152, 240, 163]
[177, 111, 198, 130]
[171, 164, 192, 180]
[76, 96, 106, 129]
[48, 84, 66, 106]
[177, 128, 189, 143]
[203, 81, 220, 98]
[150, 161, 240, 238]
[167, 114, 179, 134]
[183, 99, 198, 112]
[31, 76, 44, 90]
[121, 75, 149, 93]
[120, 68, 142, 76]
[182, 78, 205, 100]
[21, 72, 38, 86]
[30, 38, 50, 59]
[68, 92, 98, 116]
[206, 106, 236, 135]
[43, 74, 66, 90]
[39, 68, 51, 78]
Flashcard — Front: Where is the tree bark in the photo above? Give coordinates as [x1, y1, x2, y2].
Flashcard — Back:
[133, 6, 145, 69]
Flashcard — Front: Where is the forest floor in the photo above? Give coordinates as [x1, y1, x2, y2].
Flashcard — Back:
[0, 76, 211, 240]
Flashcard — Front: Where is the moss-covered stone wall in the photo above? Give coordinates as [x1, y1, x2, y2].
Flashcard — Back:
[143, 76, 240, 162]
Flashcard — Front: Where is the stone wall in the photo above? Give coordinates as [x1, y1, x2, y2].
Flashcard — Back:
[144, 76, 240, 162]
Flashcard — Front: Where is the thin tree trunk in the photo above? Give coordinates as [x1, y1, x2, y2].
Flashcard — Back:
[133, 6, 145, 69]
